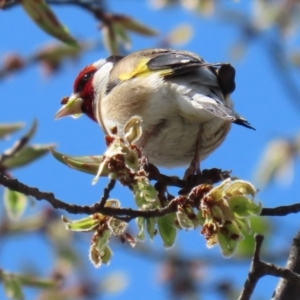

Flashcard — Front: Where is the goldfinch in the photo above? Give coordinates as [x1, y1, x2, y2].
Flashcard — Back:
[55, 48, 254, 174]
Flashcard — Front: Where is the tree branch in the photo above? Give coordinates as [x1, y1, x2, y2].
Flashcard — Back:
[2, 172, 300, 221]
[261, 204, 300, 216]
[98, 178, 116, 209]
[238, 234, 300, 300]
[272, 231, 300, 300]
[1, 0, 106, 12]
[0, 172, 182, 220]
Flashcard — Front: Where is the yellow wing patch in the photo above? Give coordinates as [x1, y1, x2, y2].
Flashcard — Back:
[118, 57, 173, 81]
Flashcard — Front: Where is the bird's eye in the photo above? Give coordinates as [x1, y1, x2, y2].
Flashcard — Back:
[82, 71, 94, 81]
[74, 69, 96, 93]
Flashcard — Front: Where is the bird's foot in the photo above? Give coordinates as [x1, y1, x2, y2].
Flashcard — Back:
[183, 160, 201, 181]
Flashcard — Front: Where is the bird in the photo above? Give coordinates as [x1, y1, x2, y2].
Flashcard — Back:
[55, 48, 254, 177]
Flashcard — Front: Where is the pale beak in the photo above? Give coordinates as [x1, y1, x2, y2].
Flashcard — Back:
[55, 93, 83, 120]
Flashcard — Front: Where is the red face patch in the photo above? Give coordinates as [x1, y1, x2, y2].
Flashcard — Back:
[73, 65, 98, 122]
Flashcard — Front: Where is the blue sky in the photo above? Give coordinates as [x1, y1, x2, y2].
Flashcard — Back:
[1, 1, 300, 299]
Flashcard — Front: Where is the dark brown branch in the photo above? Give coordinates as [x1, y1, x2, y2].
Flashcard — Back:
[0, 173, 181, 220]
[98, 178, 116, 209]
[261, 204, 300, 216]
[1, 0, 106, 11]
[272, 231, 300, 300]
[1, 0, 116, 33]
[2, 172, 300, 221]
[146, 163, 230, 191]
[238, 235, 300, 300]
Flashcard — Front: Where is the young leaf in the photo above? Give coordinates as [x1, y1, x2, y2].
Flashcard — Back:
[136, 217, 146, 240]
[0, 123, 24, 139]
[157, 213, 177, 248]
[50, 148, 106, 175]
[101, 246, 113, 265]
[2, 273, 24, 300]
[62, 215, 101, 232]
[20, 0, 79, 47]
[2, 144, 54, 169]
[117, 16, 158, 36]
[4, 189, 27, 221]
[16, 274, 57, 289]
[34, 42, 84, 65]
[146, 218, 156, 240]
[102, 24, 118, 55]
[112, 22, 131, 50]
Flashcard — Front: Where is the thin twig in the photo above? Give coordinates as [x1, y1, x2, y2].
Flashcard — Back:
[261, 204, 300, 216]
[0, 173, 181, 220]
[238, 235, 300, 300]
[2, 172, 300, 221]
[98, 178, 116, 209]
[1, 0, 106, 11]
[272, 231, 300, 300]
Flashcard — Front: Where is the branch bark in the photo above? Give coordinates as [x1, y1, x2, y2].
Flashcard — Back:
[238, 234, 300, 300]
[272, 231, 300, 300]
[2, 172, 300, 221]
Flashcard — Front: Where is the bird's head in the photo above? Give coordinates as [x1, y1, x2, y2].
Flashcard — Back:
[55, 56, 121, 122]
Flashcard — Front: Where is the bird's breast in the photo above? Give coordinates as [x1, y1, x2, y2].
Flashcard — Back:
[98, 74, 231, 167]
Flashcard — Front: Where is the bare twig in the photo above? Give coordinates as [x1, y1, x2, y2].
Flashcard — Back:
[145, 163, 230, 191]
[272, 231, 300, 300]
[0, 172, 182, 220]
[98, 178, 116, 209]
[2, 172, 300, 221]
[1, 0, 113, 31]
[261, 204, 300, 216]
[238, 235, 300, 300]
[1, 0, 106, 11]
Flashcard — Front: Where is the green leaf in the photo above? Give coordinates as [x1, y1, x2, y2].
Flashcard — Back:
[136, 217, 146, 240]
[2, 144, 54, 169]
[176, 210, 195, 229]
[217, 231, 238, 257]
[101, 246, 113, 265]
[236, 217, 270, 258]
[157, 213, 176, 248]
[4, 189, 27, 221]
[112, 22, 131, 50]
[118, 16, 158, 36]
[20, 0, 79, 47]
[0, 123, 24, 139]
[102, 24, 118, 55]
[16, 275, 57, 289]
[217, 221, 242, 257]
[34, 43, 84, 65]
[95, 230, 111, 253]
[50, 148, 106, 175]
[62, 215, 100, 232]
[227, 196, 262, 217]
[146, 218, 156, 239]
[2, 273, 24, 300]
